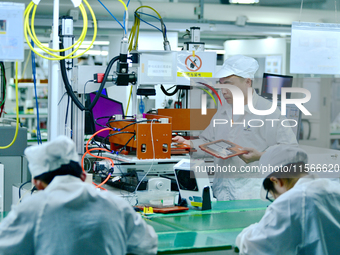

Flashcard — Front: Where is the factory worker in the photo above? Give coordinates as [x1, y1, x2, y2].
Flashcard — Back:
[173, 54, 297, 200]
[236, 145, 340, 255]
[0, 135, 158, 255]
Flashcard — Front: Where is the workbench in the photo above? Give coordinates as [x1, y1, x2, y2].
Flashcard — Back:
[146, 199, 269, 254]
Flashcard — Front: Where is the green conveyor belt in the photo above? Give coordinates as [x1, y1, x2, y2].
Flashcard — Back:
[146, 200, 269, 253]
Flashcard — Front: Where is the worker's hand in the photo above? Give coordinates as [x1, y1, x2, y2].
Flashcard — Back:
[238, 147, 264, 164]
[172, 136, 191, 146]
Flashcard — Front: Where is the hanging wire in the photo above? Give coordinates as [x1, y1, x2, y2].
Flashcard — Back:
[31, 40, 42, 144]
[97, 0, 125, 32]
[299, 0, 304, 22]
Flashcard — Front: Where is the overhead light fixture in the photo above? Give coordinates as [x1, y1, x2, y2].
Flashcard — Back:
[76, 50, 108, 56]
[230, 0, 259, 4]
[82, 41, 110, 46]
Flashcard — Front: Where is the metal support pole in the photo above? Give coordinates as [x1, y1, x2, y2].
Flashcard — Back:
[48, 0, 60, 141]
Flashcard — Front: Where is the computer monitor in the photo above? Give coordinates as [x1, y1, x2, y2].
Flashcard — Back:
[85, 93, 124, 143]
[261, 73, 293, 100]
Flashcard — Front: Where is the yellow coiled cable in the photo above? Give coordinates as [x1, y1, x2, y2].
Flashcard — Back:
[24, 0, 97, 60]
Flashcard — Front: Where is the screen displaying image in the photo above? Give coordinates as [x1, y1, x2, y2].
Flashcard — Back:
[261, 73, 293, 100]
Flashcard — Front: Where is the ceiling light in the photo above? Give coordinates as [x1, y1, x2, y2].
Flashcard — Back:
[230, 0, 259, 4]
[77, 50, 108, 56]
[82, 41, 110, 46]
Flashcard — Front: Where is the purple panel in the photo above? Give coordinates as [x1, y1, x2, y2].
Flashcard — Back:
[90, 93, 124, 140]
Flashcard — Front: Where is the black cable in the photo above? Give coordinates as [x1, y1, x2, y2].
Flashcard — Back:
[102, 131, 136, 145]
[59, 43, 119, 112]
[87, 55, 119, 111]
[65, 95, 70, 126]
[94, 115, 116, 129]
[166, 85, 176, 91]
[60, 47, 85, 111]
[0, 62, 6, 118]
[19, 180, 31, 199]
[70, 98, 73, 139]
[119, 119, 159, 131]
[31, 186, 37, 195]
[105, 119, 156, 128]
[161, 84, 179, 96]
[177, 89, 181, 108]
[57, 92, 68, 106]
[103, 131, 135, 145]
[119, 134, 135, 152]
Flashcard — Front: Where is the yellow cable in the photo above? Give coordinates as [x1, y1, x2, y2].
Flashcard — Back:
[135, 5, 162, 19]
[25, 3, 87, 59]
[0, 62, 19, 150]
[134, 16, 140, 50]
[128, 16, 138, 51]
[125, 86, 133, 116]
[30, 3, 87, 53]
[117, 0, 128, 11]
[25, 3, 87, 58]
[128, 5, 163, 51]
[128, 14, 139, 51]
[24, 0, 97, 60]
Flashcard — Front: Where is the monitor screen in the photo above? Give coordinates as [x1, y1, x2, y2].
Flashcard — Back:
[261, 73, 293, 100]
[85, 93, 124, 143]
[175, 169, 198, 191]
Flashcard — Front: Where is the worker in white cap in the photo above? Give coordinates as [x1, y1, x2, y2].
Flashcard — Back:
[173, 54, 297, 200]
[0, 135, 158, 255]
[236, 144, 340, 255]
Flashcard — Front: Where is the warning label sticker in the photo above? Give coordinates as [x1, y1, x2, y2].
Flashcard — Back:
[177, 51, 216, 85]
[185, 55, 202, 72]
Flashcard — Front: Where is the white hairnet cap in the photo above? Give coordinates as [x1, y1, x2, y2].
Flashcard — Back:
[24, 135, 79, 178]
[215, 54, 259, 79]
[259, 144, 308, 201]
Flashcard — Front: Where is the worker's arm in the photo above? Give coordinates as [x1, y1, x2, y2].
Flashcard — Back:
[235, 195, 301, 255]
[172, 136, 192, 147]
[124, 205, 158, 255]
[0, 202, 35, 255]
[238, 147, 264, 164]
[172, 111, 218, 158]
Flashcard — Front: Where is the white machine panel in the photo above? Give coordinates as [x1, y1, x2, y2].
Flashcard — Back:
[138, 51, 177, 85]
[72, 65, 108, 94]
[0, 2, 24, 61]
[177, 51, 216, 85]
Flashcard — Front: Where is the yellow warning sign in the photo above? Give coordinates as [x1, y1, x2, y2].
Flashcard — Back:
[177, 72, 213, 78]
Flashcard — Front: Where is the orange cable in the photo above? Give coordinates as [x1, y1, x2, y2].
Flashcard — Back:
[85, 127, 115, 168]
[96, 174, 111, 189]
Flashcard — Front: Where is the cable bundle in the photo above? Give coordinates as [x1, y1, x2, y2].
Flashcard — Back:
[128, 6, 168, 51]
[24, 0, 97, 60]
